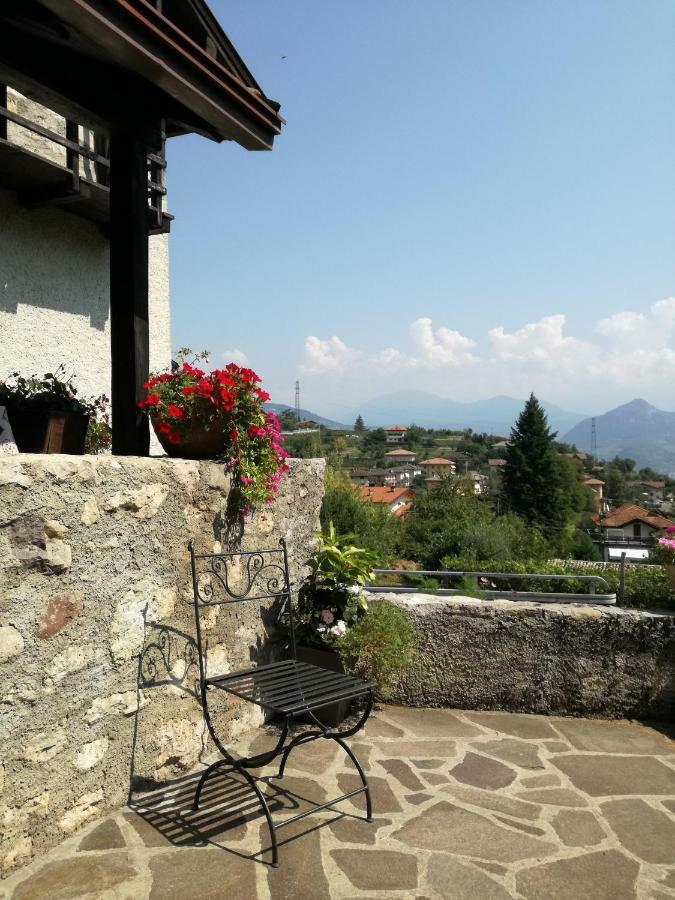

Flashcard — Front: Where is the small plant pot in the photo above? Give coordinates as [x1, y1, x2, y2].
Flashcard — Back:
[7, 409, 89, 454]
[153, 420, 229, 459]
[296, 644, 352, 728]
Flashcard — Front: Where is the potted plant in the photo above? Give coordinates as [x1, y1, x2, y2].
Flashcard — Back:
[137, 349, 288, 512]
[0, 367, 108, 455]
[292, 523, 415, 725]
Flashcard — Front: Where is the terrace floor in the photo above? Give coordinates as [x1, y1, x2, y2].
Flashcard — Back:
[3, 707, 675, 899]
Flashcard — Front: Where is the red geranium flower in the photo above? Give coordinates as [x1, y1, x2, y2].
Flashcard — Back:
[167, 404, 185, 419]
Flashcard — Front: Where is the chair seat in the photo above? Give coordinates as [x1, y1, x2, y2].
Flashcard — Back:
[206, 659, 375, 715]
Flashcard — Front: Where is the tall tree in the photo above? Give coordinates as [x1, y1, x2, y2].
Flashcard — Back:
[354, 414, 365, 431]
[502, 394, 568, 535]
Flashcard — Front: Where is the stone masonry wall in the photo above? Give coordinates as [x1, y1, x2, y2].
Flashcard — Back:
[384, 594, 675, 722]
[0, 454, 324, 875]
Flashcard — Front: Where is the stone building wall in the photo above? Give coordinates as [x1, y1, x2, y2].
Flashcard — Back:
[384, 593, 675, 721]
[0, 454, 324, 875]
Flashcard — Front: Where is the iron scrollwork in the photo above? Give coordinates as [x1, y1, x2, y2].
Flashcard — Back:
[195, 552, 288, 605]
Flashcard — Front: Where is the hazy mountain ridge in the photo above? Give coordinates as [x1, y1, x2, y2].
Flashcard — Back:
[347, 391, 586, 436]
[264, 403, 347, 430]
[564, 399, 675, 474]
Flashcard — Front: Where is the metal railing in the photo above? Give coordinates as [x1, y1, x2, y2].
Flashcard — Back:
[368, 568, 617, 605]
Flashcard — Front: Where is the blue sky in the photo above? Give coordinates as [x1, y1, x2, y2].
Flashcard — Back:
[167, 0, 675, 419]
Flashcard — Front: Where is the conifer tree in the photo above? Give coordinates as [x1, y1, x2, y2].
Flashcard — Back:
[354, 414, 365, 431]
[502, 394, 568, 535]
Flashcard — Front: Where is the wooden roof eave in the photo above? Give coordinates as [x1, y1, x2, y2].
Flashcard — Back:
[37, 0, 283, 150]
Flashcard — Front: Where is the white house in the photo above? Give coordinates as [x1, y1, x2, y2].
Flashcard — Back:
[385, 425, 408, 444]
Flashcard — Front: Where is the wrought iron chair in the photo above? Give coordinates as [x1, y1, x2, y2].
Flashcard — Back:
[189, 539, 375, 867]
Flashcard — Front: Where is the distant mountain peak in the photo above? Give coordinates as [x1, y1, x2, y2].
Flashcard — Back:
[564, 399, 675, 474]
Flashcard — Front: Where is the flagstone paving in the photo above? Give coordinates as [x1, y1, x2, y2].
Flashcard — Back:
[2, 706, 675, 899]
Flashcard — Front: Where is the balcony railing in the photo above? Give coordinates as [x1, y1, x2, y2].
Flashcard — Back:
[0, 84, 171, 233]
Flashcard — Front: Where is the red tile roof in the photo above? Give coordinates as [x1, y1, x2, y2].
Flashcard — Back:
[360, 486, 414, 505]
[598, 504, 674, 529]
[420, 458, 454, 466]
[385, 448, 415, 456]
[641, 481, 666, 489]
[584, 478, 605, 486]
[385, 425, 407, 431]
[487, 458, 506, 467]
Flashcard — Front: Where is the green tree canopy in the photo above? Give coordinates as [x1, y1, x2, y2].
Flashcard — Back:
[501, 394, 568, 536]
[354, 414, 365, 431]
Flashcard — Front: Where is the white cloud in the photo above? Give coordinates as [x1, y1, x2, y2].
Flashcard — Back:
[597, 297, 675, 350]
[410, 317, 479, 366]
[301, 335, 359, 374]
[488, 314, 595, 369]
[222, 348, 250, 366]
[298, 298, 675, 411]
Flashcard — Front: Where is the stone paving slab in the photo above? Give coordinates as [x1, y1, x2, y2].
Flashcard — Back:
[2, 706, 675, 899]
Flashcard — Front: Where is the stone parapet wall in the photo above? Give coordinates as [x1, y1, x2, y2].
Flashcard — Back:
[0, 454, 324, 874]
[381, 594, 675, 722]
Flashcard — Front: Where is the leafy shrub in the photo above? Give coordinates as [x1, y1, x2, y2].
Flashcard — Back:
[438, 555, 674, 609]
[335, 600, 416, 698]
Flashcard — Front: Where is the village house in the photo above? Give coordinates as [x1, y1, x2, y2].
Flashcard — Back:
[360, 484, 414, 517]
[384, 424, 407, 444]
[384, 447, 416, 465]
[591, 503, 675, 562]
[349, 467, 395, 487]
[583, 477, 607, 512]
[640, 480, 667, 507]
[419, 457, 456, 476]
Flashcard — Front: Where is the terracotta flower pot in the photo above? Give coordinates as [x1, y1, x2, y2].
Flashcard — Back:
[7, 409, 89, 454]
[153, 420, 229, 459]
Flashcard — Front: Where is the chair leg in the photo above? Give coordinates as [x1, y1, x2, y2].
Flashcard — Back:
[332, 735, 373, 822]
[276, 730, 321, 779]
[192, 757, 279, 867]
[193, 758, 231, 810]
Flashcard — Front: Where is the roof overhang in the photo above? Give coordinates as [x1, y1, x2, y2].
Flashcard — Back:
[2, 0, 282, 150]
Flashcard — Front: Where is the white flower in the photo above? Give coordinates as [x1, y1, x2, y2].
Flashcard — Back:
[329, 620, 347, 637]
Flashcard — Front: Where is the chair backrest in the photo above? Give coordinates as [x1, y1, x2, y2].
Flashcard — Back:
[188, 539, 296, 686]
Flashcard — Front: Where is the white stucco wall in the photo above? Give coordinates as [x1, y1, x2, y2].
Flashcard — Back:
[0, 188, 171, 403]
[0, 88, 171, 404]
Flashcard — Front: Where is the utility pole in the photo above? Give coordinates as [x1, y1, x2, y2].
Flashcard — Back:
[294, 380, 301, 422]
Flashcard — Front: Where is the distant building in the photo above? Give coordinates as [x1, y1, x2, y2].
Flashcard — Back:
[583, 477, 606, 512]
[385, 425, 408, 444]
[640, 481, 667, 507]
[420, 457, 456, 476]
[591, 504, 675, 562]
[360, 485, 414, 517]
[487, 458, 507, 468]
[424, 475, 442, 492]
[350, 468, 394, 487]
[384, 448, 416, 465]
[387, 464, 422, 486]
[492, 440, 511, 449]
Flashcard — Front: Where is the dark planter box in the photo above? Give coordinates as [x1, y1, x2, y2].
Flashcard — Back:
[8, 410, 89, 454]
[296, 644, 352, 728]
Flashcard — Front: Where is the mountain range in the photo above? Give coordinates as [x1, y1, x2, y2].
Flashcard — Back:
[347, 391, 586, 437]
[563, 399, 675, 474]
[264, 403, 347, 430]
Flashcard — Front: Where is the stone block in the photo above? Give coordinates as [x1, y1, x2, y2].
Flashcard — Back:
[59, 790, 105, 834]
[38, 591, 83, 637]
[0, 625, 24, 662]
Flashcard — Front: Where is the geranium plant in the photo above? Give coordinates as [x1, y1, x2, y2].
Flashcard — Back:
[653, 527, 675, 563]
[137, 349, 288, 511]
